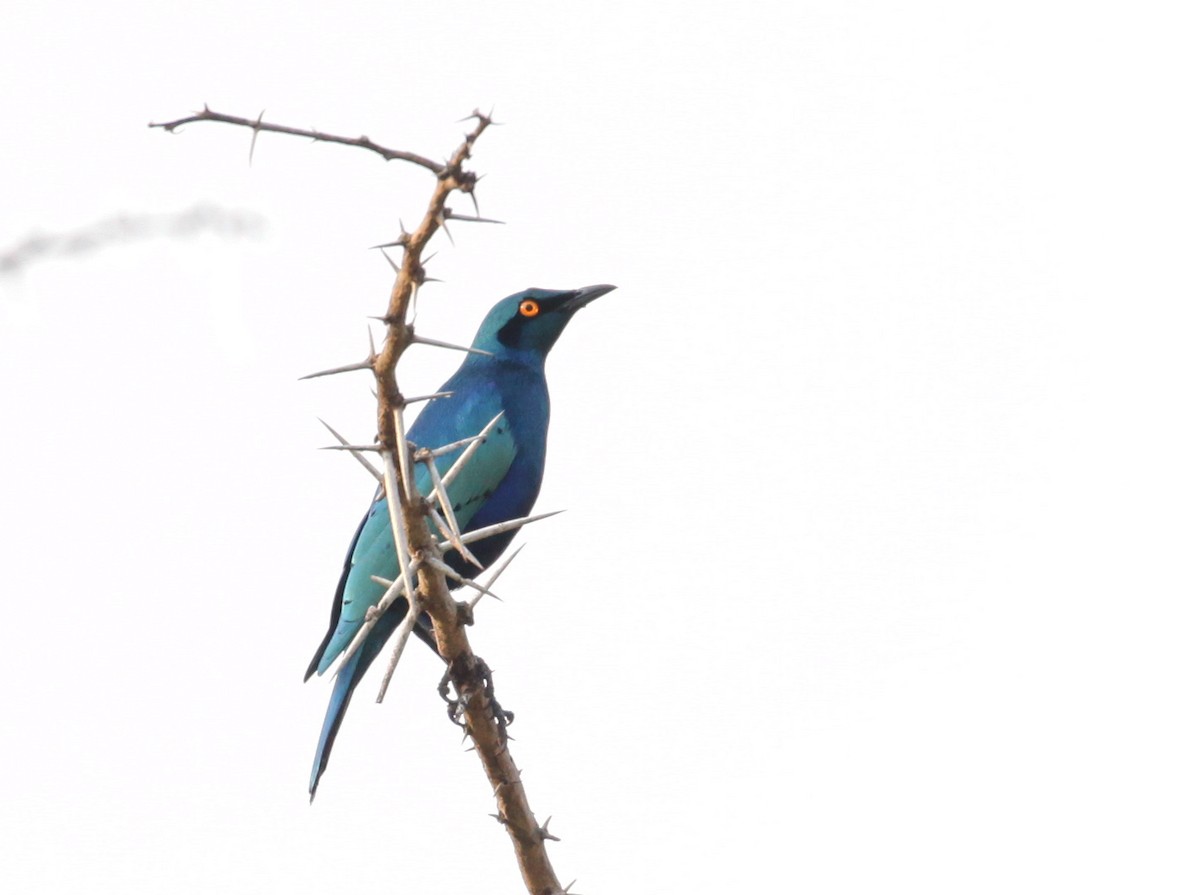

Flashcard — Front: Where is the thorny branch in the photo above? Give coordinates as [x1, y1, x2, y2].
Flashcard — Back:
[150, 106, 444, 171]
[151, 106, 567, 895]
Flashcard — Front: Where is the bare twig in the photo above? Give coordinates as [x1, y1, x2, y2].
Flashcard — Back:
[149, 106, 444, 172]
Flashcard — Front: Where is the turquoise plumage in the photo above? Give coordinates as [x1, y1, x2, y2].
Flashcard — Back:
[305, 284, 615, 798]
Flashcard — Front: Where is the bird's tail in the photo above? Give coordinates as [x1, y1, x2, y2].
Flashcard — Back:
[308, 619, 395, 801]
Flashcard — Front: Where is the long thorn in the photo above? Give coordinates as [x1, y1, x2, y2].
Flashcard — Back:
[328, 445, 421, 676]
[402, 390, 454, 407]
[445, 212, 504, 224]
[393, 407, 416, 503]
[371, 237, 409, 250]
[416, 431, 486, 461]
[248, 109, 265, 165]
[468, 544, 523, 609]
[427, 502, 483, 570]
[383, 452, 416, 601]
[423, 457, 460, 533]
[441, 412, 504, 491]
[417, 556, 501, 603]
[377, 247, 399, 272]
[377, 598, 422, 703]
[410, 334, 492, 357]
[330, 571, 409, 676]
[299, 359, 372, 380]
[481, 544, 523, 589]
[439, 510, 563, 550]
[317, 419, 384, 484]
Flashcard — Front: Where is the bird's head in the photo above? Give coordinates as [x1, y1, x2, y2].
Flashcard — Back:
[470, 284, 617, 359]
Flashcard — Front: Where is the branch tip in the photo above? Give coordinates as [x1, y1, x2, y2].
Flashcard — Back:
[148, 106, 444, 171]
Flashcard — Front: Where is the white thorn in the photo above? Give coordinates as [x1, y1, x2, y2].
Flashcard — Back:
[410, 334, 493, 357]
[376, 596, 423, 702]
[298, 359, 372, 380]
[318, 419, 384, 485]
[382, 447, 418, 604]
[418, 430, 488, 460]
[392, 407, 418, 503]
[441, 412, 505, 491]
[427, 501, 483, 570]
[439, 510, 563, 551]
[331, 571, 410, 677]
[402, 390, 454, 406]
[468, 544, 524, 608]
[421, 554, 502, 603]
[423, 456, 460, 535]
[331, 411, 430, 676]
[482, 544, 523, 589]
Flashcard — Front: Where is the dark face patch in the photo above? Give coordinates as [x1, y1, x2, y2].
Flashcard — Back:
[496, 312, 526, 348]
[496, 299, 567, 349]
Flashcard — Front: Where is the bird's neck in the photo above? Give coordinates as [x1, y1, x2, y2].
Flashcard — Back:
[467, 347, 547, 375]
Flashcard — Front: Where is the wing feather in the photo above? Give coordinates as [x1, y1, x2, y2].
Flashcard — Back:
[310, 383, 516, 675]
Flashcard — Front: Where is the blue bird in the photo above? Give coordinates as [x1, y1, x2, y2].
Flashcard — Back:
[305, 283, 615, 798]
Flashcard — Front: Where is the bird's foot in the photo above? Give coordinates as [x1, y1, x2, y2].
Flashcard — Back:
[438, 666, 466, 729]
[437, 658, 515, 742]
[479, 659, 515, 743]
[455, 600, 475, 627]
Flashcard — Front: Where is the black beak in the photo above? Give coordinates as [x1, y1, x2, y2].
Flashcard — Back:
[559, 283, 617, 313]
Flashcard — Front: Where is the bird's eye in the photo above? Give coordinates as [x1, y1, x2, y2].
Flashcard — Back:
[519, 299, 540, 318]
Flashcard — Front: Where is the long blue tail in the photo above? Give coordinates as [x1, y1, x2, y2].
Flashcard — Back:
[308, 616, 399, 800]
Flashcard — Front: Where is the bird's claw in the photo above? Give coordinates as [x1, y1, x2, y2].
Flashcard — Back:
[437, 659, 515, 741]
[479, 659, 515, 742]
[456, 600, 475, 627]
[438, 667, 466, 729]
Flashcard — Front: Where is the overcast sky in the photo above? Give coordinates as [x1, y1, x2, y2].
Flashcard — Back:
[2, 2, 1197, 893]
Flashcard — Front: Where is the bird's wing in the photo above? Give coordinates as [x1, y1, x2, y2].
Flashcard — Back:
[307, 387, 517, 676]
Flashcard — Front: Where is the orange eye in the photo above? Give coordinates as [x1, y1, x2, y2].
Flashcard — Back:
[519, 299, 540, 317]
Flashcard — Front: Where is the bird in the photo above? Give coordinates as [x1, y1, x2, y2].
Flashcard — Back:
[305, 283, 615, 799]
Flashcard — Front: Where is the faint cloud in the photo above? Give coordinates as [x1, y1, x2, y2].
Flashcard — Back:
[0, 204, 266, 275]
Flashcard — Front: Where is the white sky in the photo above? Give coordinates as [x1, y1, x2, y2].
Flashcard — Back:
[2, 2, 1197, 892]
